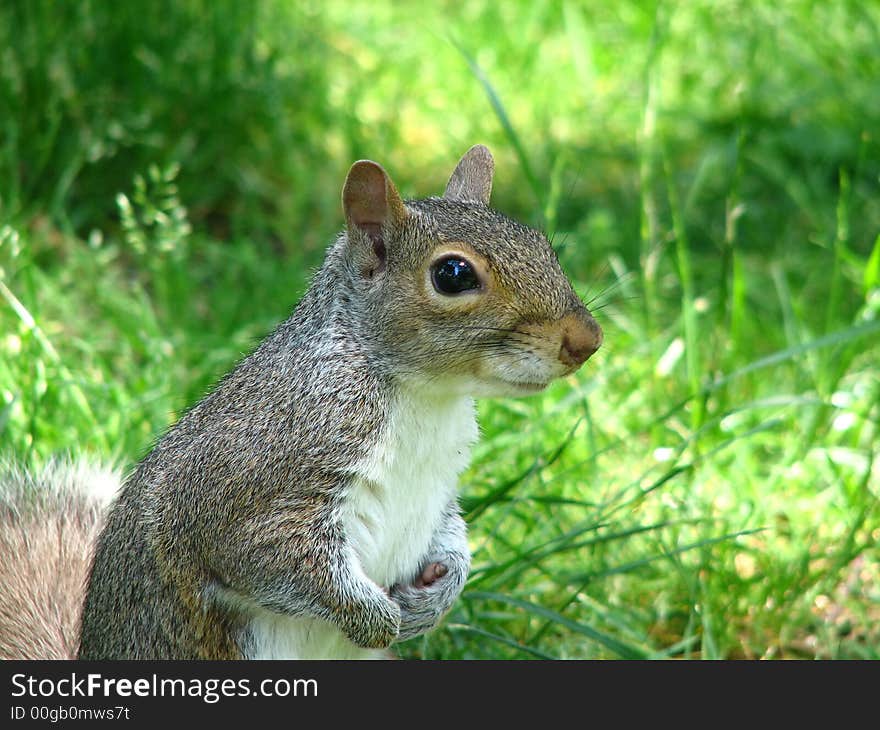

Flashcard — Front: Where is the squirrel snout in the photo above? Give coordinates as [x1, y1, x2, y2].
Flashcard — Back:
[558, 311, 602, 368]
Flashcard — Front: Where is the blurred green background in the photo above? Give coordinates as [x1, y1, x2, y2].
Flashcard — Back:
[1, 0, 878, 658]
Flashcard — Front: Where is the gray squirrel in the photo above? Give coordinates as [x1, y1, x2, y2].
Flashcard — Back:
[0, 145, 601, 659]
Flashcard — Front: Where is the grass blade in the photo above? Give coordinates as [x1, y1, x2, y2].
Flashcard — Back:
[465, 590, 651, 659]
[444, 624, 558, 660]
[448, 36, 543, 209]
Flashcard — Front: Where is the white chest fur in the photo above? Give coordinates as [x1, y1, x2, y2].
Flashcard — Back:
[246, 391, 477, 659]
[343, 391, 477, 587]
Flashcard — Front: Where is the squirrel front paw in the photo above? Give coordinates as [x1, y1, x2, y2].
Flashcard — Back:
[414, 561, 448, 588]
[340, 593, 401, 649]
[389, 551, 468, 641]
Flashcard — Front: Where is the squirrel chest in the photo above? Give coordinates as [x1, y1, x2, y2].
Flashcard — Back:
[344, 391, 477, 587]
[245, 391, 477, 659]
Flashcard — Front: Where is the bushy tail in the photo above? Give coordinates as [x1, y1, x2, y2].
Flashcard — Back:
[0, 460, 120, 660]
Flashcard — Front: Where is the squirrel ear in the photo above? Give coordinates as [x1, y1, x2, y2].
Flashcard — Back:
[342, 160, 406, 239]
[443, 144, 494, 205]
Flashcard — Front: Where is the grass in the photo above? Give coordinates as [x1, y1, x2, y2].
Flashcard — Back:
[2, 0, 879, 659]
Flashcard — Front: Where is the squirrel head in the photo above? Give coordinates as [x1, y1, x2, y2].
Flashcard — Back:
[338, 145, 602, 397]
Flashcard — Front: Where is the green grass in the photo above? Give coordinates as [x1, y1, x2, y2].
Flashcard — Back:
[2, 0, 879, 659]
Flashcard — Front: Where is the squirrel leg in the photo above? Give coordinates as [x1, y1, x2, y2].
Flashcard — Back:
[209, 500, 401, 650]
[389, 499, 470, 641]
[315, 545, 403, 649]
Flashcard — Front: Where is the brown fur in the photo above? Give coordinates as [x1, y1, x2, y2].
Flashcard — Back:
[0, 464, 115, 659]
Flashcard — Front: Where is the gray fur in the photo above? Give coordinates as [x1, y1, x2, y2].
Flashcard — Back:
[66, 145, 597, 659]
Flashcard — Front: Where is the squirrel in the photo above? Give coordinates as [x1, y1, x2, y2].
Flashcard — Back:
[1, 145, 602, 659]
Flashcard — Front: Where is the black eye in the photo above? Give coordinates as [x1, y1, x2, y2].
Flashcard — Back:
[431, 257, 481, 295]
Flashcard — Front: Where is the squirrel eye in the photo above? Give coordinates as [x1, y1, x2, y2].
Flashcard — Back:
[431, 256, 481, 295]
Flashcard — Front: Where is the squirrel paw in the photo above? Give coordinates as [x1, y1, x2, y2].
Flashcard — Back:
[414, 561, 448, 588]
[339, 592, 401, 649]
[389, 551, 468, 641]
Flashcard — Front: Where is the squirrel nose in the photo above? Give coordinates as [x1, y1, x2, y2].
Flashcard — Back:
[558, 311, 602, 368]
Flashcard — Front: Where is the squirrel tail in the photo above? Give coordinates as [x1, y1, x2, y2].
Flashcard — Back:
[0, 459, 120, 659]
